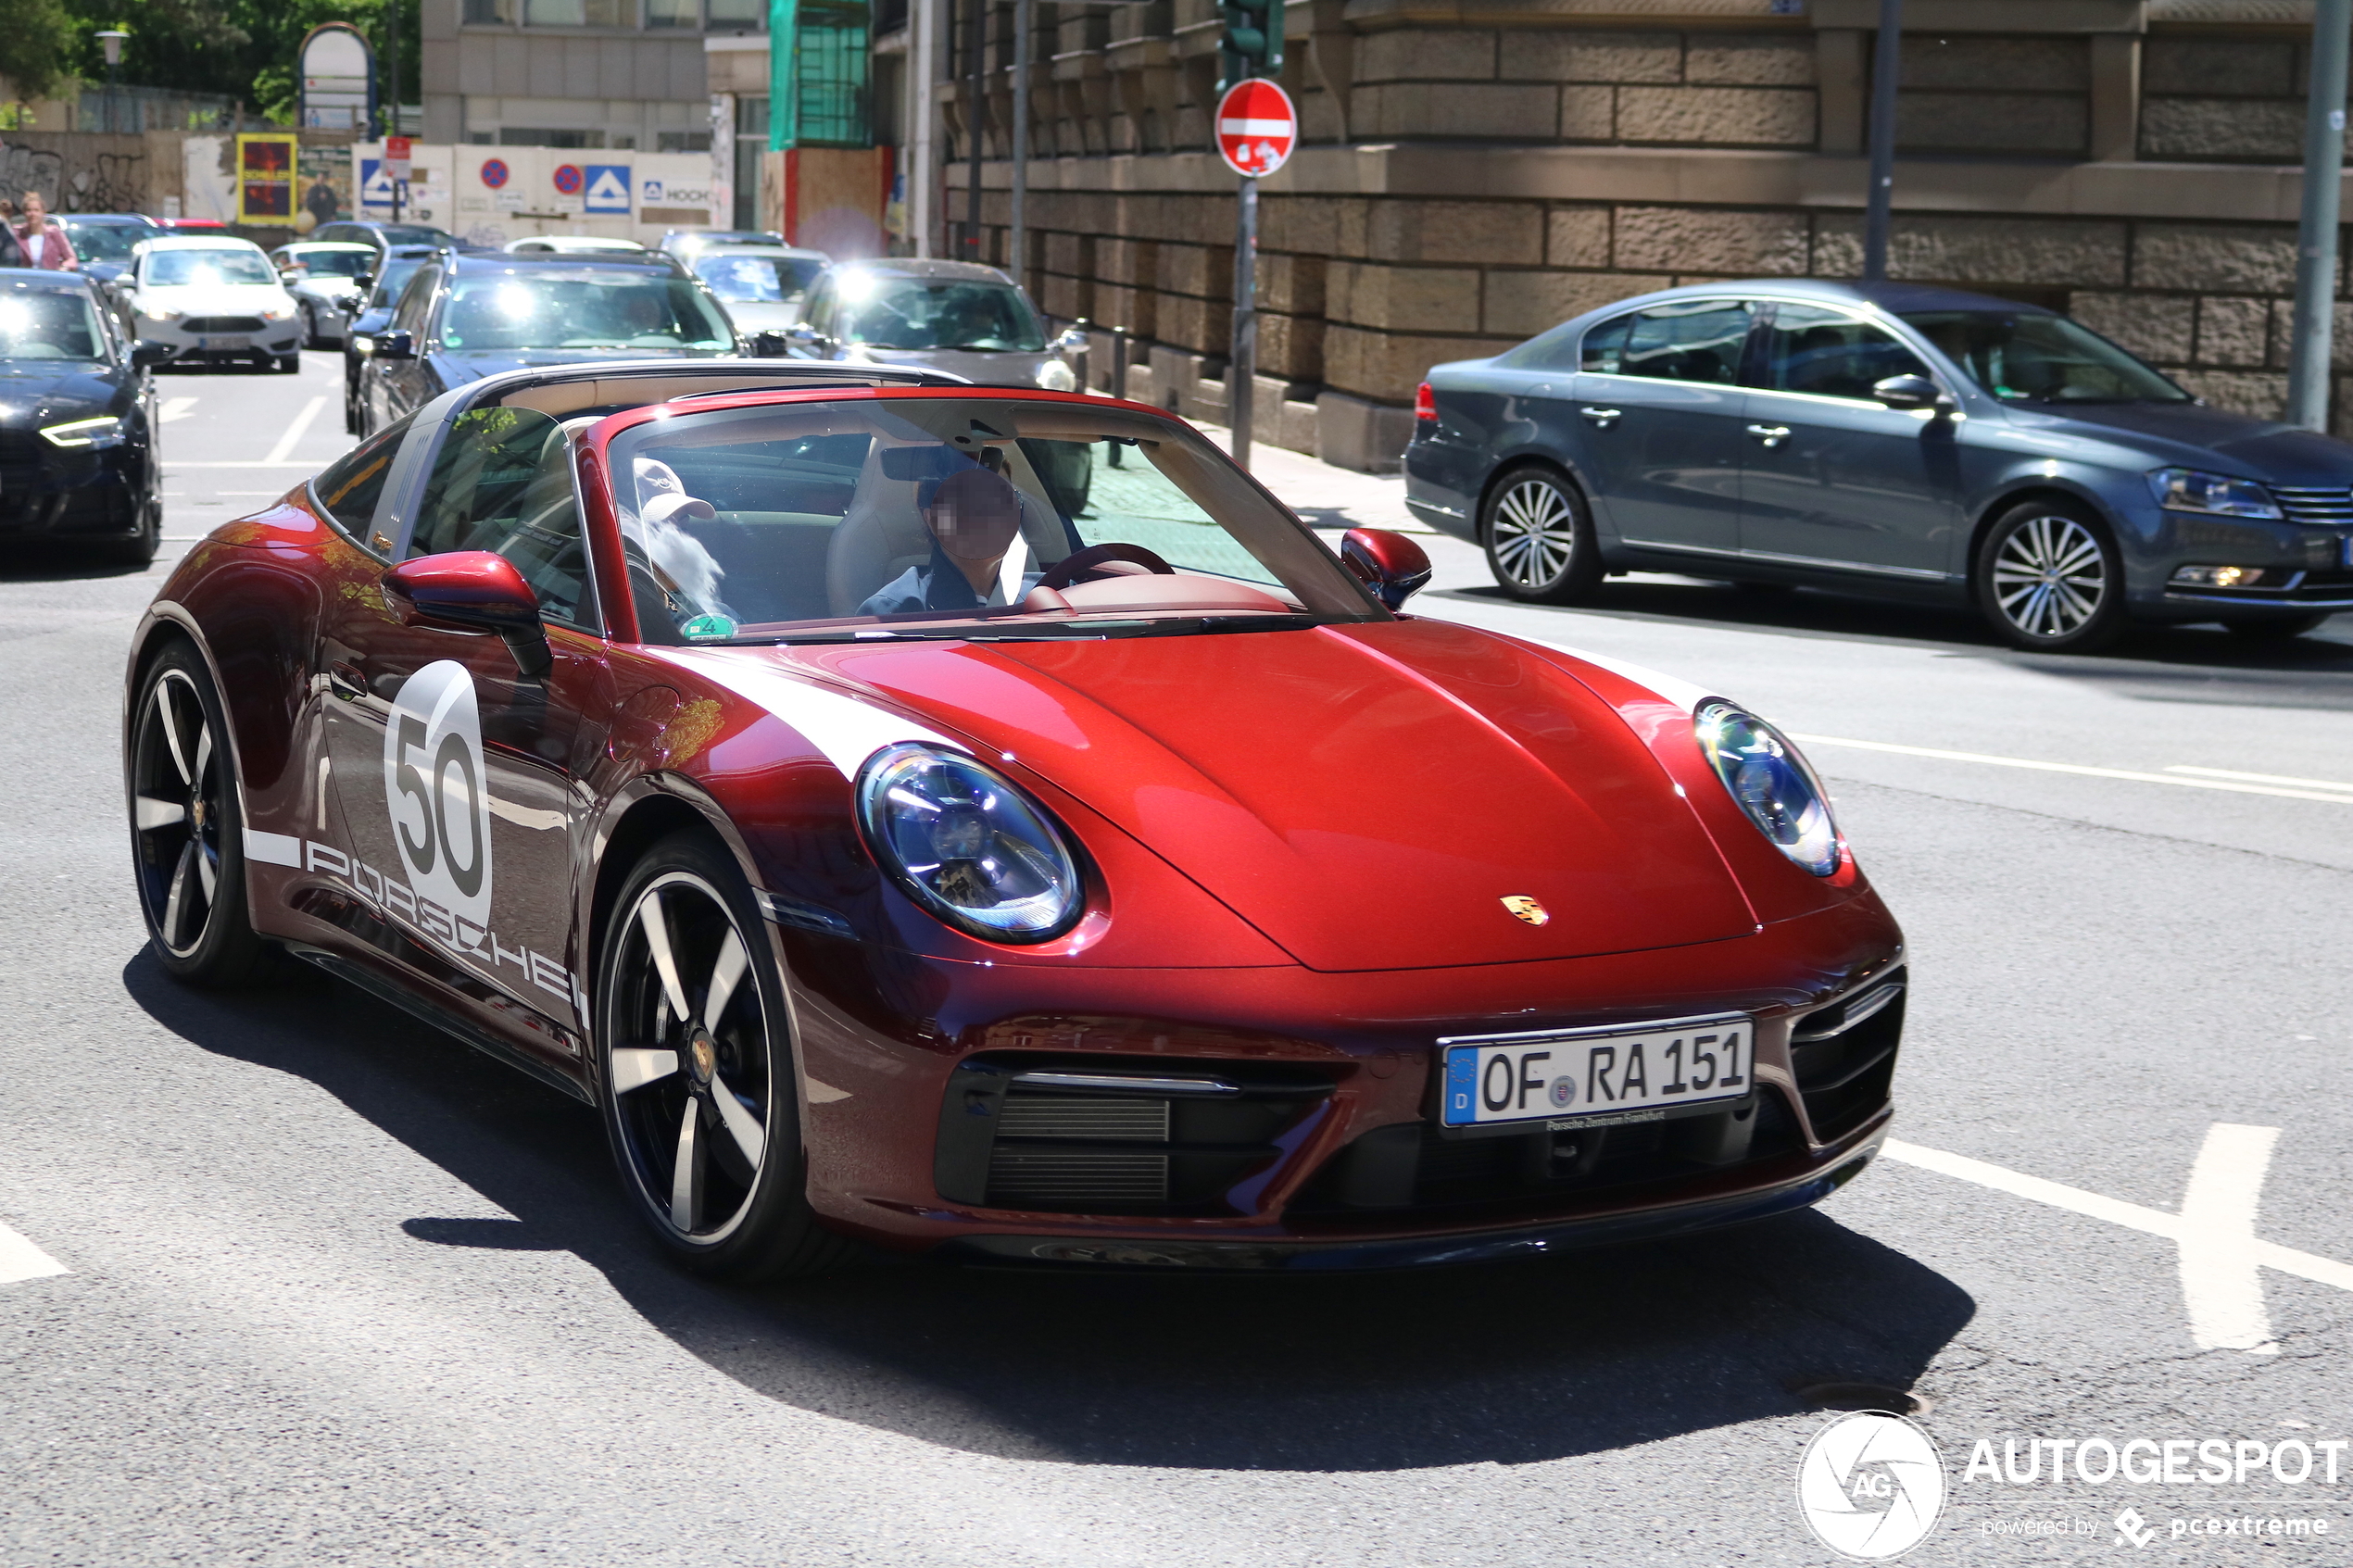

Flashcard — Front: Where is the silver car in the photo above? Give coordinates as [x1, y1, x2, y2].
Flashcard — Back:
[690, 244, 830, 338]
[268, 242, 378, 347]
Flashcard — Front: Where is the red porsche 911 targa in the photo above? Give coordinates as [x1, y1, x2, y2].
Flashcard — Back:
[125, 359, 1906, 1276]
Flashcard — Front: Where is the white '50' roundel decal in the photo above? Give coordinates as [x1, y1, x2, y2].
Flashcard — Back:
[383, 660, 494, 929]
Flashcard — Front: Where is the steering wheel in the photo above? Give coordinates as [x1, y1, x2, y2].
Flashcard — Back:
[1037, 542, 1176, 591]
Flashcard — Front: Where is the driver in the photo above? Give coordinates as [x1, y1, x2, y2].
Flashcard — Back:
[858, 465, 1043, 616]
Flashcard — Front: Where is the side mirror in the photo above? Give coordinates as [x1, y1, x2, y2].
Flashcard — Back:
[381, 551, 552, 676]
[1872, 373, 1949, 412]
[749, 328, 792, 358]
[373, 328, 415, 360]
[130, 340, 174, 369]
[355, 272, 375, 291]
[1340, 527, 1433, 610]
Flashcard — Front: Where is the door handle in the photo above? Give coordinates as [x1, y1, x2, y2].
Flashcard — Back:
[1579, 407, 1623, 427]
[1747, 423, 1793, 448]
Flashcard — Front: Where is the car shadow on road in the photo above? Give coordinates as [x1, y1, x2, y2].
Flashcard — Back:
[0, 545, 157, 583]
[127, 952, 1976, 1473]
[1438, 582, 2353, 710]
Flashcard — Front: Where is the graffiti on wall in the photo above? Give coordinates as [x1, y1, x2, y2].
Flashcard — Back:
[0, 141, 149, 213]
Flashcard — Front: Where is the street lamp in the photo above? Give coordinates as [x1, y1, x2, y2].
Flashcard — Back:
[95, 31, 127, 135]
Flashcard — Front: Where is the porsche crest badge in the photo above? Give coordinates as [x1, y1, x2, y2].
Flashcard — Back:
[1501, 895, 1550, 926]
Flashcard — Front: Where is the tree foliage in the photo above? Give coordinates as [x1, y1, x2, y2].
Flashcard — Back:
[57, 0, 420, 122]
[0, 0, 81, 103]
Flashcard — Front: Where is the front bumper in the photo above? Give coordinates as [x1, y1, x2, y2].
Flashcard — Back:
[0, 433, 148, 537]
[2121, 502, 2353, 619]
[137, 317, 302, 359]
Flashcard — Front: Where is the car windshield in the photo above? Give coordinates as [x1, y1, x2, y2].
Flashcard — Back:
[594, 395, 1377, 642]
[0, 290, 105, 361]
[369, 258, 428, 309]
[438, 270, 735, 351]
[837, 278, 1046, 352]
[289, 249, 373, 278]
[146, 248, 276, 287]
[1899, 310, 2192, 405]
[63, 221, 150, 262]
[379, 225, 452, 246]
[696, 253, 825, 304]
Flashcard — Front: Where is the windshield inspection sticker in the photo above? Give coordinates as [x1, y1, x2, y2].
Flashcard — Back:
[383, 660, 494, 931]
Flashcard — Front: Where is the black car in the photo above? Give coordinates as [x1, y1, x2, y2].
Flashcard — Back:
[340, 245, 444, 433]
[1408, 279, 2353, 650]
[0, 270, 168, 562]
[357, 251, 748, 433]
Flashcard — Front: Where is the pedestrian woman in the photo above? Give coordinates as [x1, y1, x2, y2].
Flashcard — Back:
[15, 192, 79, 270]
[0, 200, 24, 270]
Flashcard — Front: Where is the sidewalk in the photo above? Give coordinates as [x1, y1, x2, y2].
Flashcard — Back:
[1192, 422, 1429, 534]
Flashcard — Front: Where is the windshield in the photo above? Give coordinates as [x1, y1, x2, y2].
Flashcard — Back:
[696, 253, 825, 304]
[837, 278, 1046, 352]
[1899, 310, 2191, 405]
[0, 290, 106, 361]
[288, 249, 373, 278]
[145, 248, 277, 287]
[63, 221, 150, 263]
[368, 258, 427, 310]
[438, 270, 735, 351]
[598, 395, 1377, 643]
[379, 225, 453, 246]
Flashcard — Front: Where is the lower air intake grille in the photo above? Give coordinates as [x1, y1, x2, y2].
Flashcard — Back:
[997, 1097, 1170, 1141]
[182, 315, 266, 333]
[986, 1149, 1170, 1204]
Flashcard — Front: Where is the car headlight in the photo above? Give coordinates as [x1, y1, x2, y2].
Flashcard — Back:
[1036, 358, 1078, 391]
[1693, 701, 1842, 877]
[2146, 467, 2282, 520]
[855, 744, 1084, 941]
[41, 414, 128, 449]
[136, 307, 175, 324]
[259, 304, 296, 322]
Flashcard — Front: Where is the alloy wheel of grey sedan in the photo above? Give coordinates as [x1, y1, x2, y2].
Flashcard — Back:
[1978, 505, 2123, 652]
[1482, 469, 1600, 604]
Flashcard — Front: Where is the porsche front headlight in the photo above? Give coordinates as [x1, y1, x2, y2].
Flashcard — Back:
[1694, 701, 1842, 876]
[855, 745, 1084, 941]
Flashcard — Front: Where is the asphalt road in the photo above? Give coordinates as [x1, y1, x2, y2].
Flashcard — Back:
[3, 356, 2349, 1566]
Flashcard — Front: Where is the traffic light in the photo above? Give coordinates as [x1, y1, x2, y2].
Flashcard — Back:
[1219, 0, 1281, 89]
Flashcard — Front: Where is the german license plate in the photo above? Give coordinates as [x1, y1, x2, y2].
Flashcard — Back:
[1440, 1014, 1753, 1129]
[200, 335, 248, 350]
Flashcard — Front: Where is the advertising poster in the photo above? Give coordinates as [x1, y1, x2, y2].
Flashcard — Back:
[235, 132, 299, 226]
[296, 142, 351, 233]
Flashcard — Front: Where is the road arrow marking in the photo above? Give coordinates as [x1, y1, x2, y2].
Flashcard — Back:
[0, 1220, 69, 1286]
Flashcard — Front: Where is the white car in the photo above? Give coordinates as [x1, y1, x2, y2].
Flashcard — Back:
[126, 237, 304, 372]
[502, 235, 648, 256]
[691, 244, 831, 337]
[267, 241, 378, 348]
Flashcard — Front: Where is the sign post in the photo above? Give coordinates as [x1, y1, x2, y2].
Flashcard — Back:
[1214, 79, 1296, 470]
[386, 134, 412, 222]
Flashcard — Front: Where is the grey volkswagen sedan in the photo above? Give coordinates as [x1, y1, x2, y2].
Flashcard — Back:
[1405, 280, 2353, 650]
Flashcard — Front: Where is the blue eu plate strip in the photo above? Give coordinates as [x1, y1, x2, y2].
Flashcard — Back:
[1441, 1047, 1478, 1126]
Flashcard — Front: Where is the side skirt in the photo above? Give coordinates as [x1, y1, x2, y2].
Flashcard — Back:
[286, 942, 597, 1106]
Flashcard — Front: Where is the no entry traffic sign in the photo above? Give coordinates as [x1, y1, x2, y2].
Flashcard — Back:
[1215, 79, 1296, 180]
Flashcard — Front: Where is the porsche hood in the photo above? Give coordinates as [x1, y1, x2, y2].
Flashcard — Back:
[779, 621, 1757, 972]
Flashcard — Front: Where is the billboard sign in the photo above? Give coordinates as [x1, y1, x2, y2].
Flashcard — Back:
[236, 132, 299, 226]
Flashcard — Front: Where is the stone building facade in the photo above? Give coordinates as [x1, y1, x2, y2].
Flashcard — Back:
[909, 0, 2353, 469]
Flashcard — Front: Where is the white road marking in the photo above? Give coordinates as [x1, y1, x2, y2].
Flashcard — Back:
[262, 396, 327, 465]
[158, 395, 198, 424]
[0, 1219, 69, 1285]
[2176, 1124, 2281, 1354]
[1883, 1130, 2353, 1354]
[2169, 764, 2353, 793]
[1793, 734, 2353, 807]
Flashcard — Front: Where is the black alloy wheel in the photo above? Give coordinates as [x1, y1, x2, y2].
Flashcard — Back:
[1482, 465, 1603, 605]
[128, 646, 272, 985]
[1973, 500, 2128, 653]
[2222, 613, 2328, 641]
[597, 834, 845, 1279]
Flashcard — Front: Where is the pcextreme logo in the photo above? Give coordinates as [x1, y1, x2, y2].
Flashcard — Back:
[1796, 1411, 1948, 1560]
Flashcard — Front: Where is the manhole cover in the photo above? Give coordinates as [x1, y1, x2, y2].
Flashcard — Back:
[1790, 1380, 1933, 1416]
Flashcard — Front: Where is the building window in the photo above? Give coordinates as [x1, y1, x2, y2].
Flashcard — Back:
[658, 130, 713, 152]
[522, 0, 631, 25]
[709, 0, 764, 25]
[782, 0, 871, 147]
[499, 127, 608, 146]
[462, 0, 515, 22]
[646, 0, 698, 26]
[735, 95, 768, 229]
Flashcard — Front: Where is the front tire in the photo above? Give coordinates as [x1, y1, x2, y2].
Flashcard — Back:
[129, 644, 274, 985]
[96, 498, 161, 567]
[596, 833, 846, 1280]
[1974, 501, 2128, 653]
[276, 351, 301, 374]
[1481, 465, 1603, 605]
